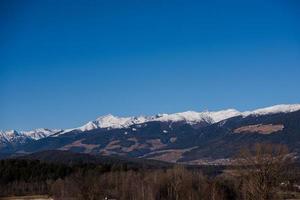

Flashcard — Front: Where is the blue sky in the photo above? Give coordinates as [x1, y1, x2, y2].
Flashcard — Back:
[0, 0, 300, 130]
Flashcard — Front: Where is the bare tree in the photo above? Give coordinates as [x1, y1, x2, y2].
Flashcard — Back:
[235, 143, 292, 200]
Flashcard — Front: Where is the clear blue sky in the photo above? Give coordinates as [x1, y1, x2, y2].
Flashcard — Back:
[0, 0, 299, 130]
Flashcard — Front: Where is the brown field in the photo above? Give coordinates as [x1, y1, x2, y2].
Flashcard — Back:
[0, 195, 53, 200]
[234, 124, 284, 134]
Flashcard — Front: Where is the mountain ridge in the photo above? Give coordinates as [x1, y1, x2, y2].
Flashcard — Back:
[1, 104, 300, 142]
[1, 103, 300, 164]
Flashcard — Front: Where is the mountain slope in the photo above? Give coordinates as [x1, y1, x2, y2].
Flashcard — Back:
[179, 110, 300, 164]
[2, 104, 300, 164]
[17, 150, 173, 169]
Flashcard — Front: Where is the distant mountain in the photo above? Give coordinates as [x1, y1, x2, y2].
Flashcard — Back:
[0, 129, 62, 153]
[3, 104, 300, 138]
[64, 104, 300, 133]
[1, 104, 300, 164]
[0, 128, 62, 142]
[56, 108, 241, 135]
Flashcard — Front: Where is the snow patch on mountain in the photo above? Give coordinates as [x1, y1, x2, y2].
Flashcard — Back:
[243, 104, 300, 116]
[153, 109, 241, 124]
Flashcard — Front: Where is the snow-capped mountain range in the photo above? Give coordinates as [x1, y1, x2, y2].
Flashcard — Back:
[0, 128, 62, 144]
[1, 104, 300, 142]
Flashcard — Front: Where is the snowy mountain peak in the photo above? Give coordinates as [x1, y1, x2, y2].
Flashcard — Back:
[0, 130, 19, 142]
[153, 109, 241, 124]
[203, 109, 241, 123]
[76, 121, 100, 132]
[0, 128, 62, 142]
[2, 104, 300, 140]
[39, 104, 300, 137]
[75, 109, 241, 132]
[5, 130, 19, 136]
[153, 111, 204, 123]
[243, 104, 300, 116]
[77, 114, 153, 131]
[21, 128, 62, 140]
[95, 114, 132, 128]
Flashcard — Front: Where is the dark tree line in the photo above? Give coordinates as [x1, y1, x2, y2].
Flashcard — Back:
[0, 158, 159, 197]
[0, 143, 300, 199]
[0, 159, 71, 196]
